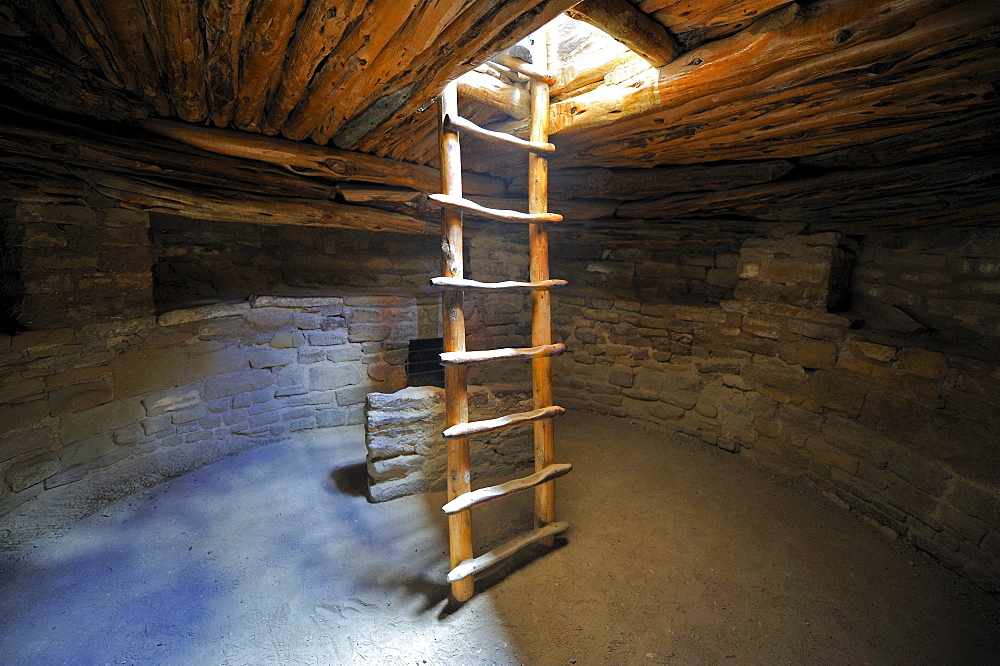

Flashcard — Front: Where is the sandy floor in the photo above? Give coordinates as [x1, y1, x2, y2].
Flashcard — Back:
[1, 412, 997, 665]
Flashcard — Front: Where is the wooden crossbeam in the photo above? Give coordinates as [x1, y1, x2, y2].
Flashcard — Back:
[442, 464, 573, 515]
[440, 343, 566, 366]
[447, 522, 570, 583]
[445, 114, 555, 154]
[430, 277, 568, 291]
[428, 193, 562, 223]
[442, 405, 565, 439]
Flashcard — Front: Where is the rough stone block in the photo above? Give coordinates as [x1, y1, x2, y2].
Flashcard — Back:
[60, 398, 144, 444]
[896, 348, 949, 380]
[948, 481, 1000, 526]
[203, 369, 275, 400]
[112, 346, 191, 398]
[113, 423, 144, 445]
[270, 332, 305, 348]
[805, 435, 859, 473]
[796, 341, 837, 370]
[5, 452, 61, 491]
[0, 399, 50, 435]
[0, 426, 54, 464]
[248, 347, 296, 368]
[307, 330, 348, 346]
[10, 329, 74, 351]
[171, 405, 208, 425]
[158, 302, 249, 326]
[0, 377, 45, 403]
[142, 386, 201, 416]
[309, 363, 362, 391]
[246, 307, 295, 332]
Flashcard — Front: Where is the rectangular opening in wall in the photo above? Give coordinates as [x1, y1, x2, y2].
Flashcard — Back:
[406, 337, 445, 387]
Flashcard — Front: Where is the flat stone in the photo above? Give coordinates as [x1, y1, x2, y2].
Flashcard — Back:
[307, 330, 348, 346]
[270, 332, 305, 349]
[251, 295, 344, 309]
[367, 386, 443, 411]
[47, 378, 113, 417]
[309, 363, 362, 391]
[10, 329, 74, 351]
[0, 377, 46, 403]
[0, 426, 55, 465]
[248, 347, 296, 368]
[203, 369, 275, 400]
[43, 463, 88, 490]
[158, 302, 249, 326]
[246, 308, 295, 332]
[5, 452, 61, 492]
[142, 386, 202, 416]
[796, 341, 837, 370]
[896, 348, 948, 380]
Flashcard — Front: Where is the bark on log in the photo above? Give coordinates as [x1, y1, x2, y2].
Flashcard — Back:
[260, 0, 366, 135]
[202, 0, 254, 127]
[232, 0, 306, 131]
[567, 0, 682, 67]
[549, 0, 1000, 167]
[352, 0, 581, 155]
[0, 39, 152, 123]
[155, 0, 208, 122]
[144, 119, 505, 196]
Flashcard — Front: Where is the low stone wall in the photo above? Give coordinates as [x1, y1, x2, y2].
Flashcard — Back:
[0, 294, 413, 547]
[365, 385, 533, 502]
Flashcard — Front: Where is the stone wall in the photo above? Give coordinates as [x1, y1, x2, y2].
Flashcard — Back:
[0, 202, 447, 547]
[551, 229, 1000, 595]
[1, 203, 153, 331]
[365, 385, 533, 502]
[0, 293, 414, 547]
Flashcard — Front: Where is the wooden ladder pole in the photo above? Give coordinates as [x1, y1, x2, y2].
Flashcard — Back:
[527, 35, 556, 546]
[439, 80, 474, 602]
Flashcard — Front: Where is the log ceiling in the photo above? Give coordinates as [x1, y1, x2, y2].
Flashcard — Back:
[0, 0, 997, 237]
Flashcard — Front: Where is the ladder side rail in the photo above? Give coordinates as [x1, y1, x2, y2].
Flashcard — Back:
[439, 81, 474, 603]
[526, 39, 557, 545]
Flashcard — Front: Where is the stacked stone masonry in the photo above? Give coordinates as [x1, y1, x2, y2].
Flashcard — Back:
[365, 385, 533, 502]
[0, 294, 419, 546]
[550, 229, 1000, 595]
[1, 200, 997, 600]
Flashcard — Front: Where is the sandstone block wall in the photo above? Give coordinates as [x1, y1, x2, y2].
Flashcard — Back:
[551, 229, 1000, 595]
[365, 385, 533, 502]
[1, 204, 153, 330]
[0, 294, 414, 546]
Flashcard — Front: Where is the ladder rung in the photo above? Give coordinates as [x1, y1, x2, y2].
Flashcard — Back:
[442, 463, 573, 515]
[428, 194, 562, 224]
[445, 114, 555, 154]
[447, 521, 569, 582]
[443, 405, 565, 439]
[440, 343, 566, 366]
[430, 277, 568, 291]
[489, 52, 556, 85]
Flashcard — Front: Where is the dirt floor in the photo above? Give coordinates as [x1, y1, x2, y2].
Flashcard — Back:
[1, 412, 997, 665]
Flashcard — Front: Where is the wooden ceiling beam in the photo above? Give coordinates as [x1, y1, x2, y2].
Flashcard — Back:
[350, 0, 581, 155]
[0, 39, 152, 123]
[202, 0, 254, 128]
[549, 0, 1000, 166]
[566, 0, 682, 67]
[144, 119, 505, 196]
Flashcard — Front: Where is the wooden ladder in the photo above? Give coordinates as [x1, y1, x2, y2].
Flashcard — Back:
[432, 43, 572, 602]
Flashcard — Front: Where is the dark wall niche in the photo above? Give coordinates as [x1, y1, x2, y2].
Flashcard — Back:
[405, 338, 445, 387]
[0, 205, 26, 333]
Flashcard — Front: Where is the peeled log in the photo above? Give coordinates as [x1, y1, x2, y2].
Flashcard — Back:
[567, 0, 682, 67]
[145, 119, 505, 196]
